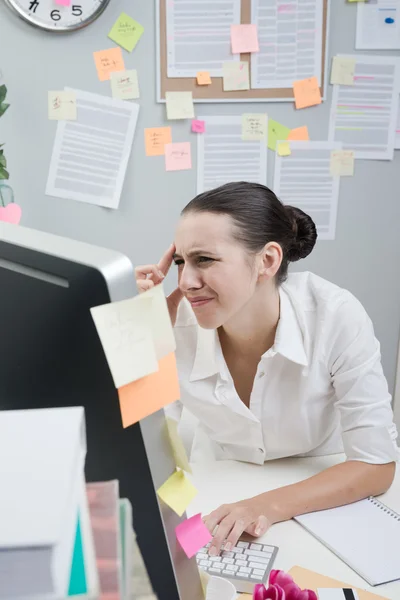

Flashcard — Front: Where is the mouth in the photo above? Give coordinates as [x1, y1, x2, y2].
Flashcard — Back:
[188, 297, 214, 308]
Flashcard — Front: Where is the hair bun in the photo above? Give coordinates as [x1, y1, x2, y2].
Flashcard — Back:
[285, 205, 317, 262]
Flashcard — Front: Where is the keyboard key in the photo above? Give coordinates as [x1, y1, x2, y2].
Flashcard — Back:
[222, 570, 234, 575]
[244, 554, 269, 564]
[222, 551, 235, 558]
[262, 545, 275, 552]
[197, 553, 208, 560]
[249, 562, 267, 570]
[244, 549, 271, 559]
[232, 547, 244, 553]
[239, 567, 251, 573]
[237, 541, 249, 548]
[253, 569, 266, 576]
[225, 564, 238, 572]
[250, 543, 262, 550]
[235, 559, 247, 567]
[212, 563, 223, 570]
[222, 558, 234, 564]
[237, 572, 250, 578]
[209, 568, 223, 573]
[253, 575, 263, 580]
[210, 556, 221, 562]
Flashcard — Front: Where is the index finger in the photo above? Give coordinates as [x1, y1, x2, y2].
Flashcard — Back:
[157, 243, 176, 277]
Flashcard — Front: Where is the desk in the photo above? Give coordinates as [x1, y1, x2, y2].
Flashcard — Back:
[188, 454, 400, 600]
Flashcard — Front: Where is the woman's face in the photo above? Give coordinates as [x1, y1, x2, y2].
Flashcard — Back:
[173, 212, 262, 329]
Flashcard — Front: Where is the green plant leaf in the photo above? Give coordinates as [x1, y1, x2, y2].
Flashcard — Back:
[0, 154, 6, 168]
[0, 103, 10, 118]
[0, 166, 10, 180]
[0, 85, 6, 104]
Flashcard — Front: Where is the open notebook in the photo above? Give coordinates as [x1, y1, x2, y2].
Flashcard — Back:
[295, 497, 400, 586]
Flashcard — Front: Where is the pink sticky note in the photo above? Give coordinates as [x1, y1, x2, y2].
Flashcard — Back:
[231, 24, 259, 54]
[0, 203, 22, 225]
[175, 514, 212, 558]
[165, 142, 192, 171]
[55, 0, 71, 5]
[191, 119, 205, 133]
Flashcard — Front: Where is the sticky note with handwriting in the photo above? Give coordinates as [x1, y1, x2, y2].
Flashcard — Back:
[175, 514, 212, 559]
[223, 61, 250, 91]
[268, 119, 290, 151]
[331, 57, 355, 86]
[192, 119, 205, 133]
[242, 114, 267, 141]
[93, 47, 125, 81]
[330, 150, 355, 176]
[110, 69, 139, 100]
[293, 76, 322, 109]
[145, 127, 172, 156]
[231, 24, 259, 54]
[165, 91, 194, 120]
[108, 12, 144, 52]
[166, 417, 192, 473]
[197, 71, 212, 85]
[288, 126, 310, 141]
[48, 91, 77, 120]
[165, 142, 192, 171]
[157, 470, 198, 516]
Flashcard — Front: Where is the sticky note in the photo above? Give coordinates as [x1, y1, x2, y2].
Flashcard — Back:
[145, 127, 172, 156]
[223, 61, 250, 91]
[165, 142, 192, 171]
[331, 57, 356, 86]
[242, 114, 267, 141]
[157, 470, 198, 516]
[330, 150, 355, 176]
[231, 24, 259, 54]
[93, 47, 125, 82]
[176, 514, 212, 559]
[48, 91, 77, 120]
[293, 76, 322, 109]
[108, 13, 144, 53]
[197, 72, 212, 85]
[288, 126, 310, 141]
[110, 69, 139, 100]
[268, 119, 290, 151]
[0, 203, 22, 225]
[55, 0, 70, 5]
[192, 119, 205, 133]
[277, 141, 291, 156]
[165, 91, 194, 120]
[118, 352, 180, 427]
[166, 417, 192, 473]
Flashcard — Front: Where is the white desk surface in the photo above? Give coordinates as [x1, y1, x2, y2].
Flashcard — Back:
[188, 454, 399, 600]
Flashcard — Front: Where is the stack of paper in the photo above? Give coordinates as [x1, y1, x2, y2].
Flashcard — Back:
[0, 407, 99, 600]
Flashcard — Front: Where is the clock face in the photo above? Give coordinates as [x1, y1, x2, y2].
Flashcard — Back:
[5, 0, 111, 32]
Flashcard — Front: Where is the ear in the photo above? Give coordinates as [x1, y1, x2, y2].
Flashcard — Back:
[258, 242, 283, 281]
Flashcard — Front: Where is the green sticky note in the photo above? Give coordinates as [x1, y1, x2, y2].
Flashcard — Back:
[108, 13, 144, 52]
[268, 119, 291, 152]
[68, 515, 87, 596]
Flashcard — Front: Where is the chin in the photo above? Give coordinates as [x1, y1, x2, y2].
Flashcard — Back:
[194, 313, 225, 330]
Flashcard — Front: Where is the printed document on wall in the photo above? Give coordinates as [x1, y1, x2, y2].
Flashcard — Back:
[328, 55, 400, 161]
[46, 89, 139, 209]
[251, 0, 324, 89]
[166, 0, 241, 78]
[197, 115, 267, 194]
[274, 141, 341, 241]
[356, 1, 400, 50]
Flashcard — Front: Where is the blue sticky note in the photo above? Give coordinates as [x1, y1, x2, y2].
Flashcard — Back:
[68, 515, 88, 596]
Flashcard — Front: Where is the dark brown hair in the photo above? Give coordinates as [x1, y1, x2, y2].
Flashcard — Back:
[181, 182, 317, 284]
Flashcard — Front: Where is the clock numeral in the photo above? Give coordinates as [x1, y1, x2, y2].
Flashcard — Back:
[29, 0, 39, 13]
[72, 5, 83, 16]
[50, 9, 61, 21]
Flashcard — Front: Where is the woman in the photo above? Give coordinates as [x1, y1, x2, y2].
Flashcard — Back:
[135, 182, 398, 557]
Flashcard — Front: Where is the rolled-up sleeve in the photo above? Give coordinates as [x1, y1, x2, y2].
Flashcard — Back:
[327, 294, 399, 464]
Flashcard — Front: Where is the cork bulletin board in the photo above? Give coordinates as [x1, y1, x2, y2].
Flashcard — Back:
[156, 0, 330, 103]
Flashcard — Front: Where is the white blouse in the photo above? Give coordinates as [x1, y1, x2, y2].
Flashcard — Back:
[170, 271, 399, 466]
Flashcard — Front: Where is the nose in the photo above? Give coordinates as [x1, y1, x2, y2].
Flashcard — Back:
[179, 263, 203, 292]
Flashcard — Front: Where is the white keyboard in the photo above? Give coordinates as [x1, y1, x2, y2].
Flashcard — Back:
[196, 539, 278, 594]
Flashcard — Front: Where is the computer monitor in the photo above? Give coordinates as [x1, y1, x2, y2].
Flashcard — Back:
[0, 222, 203, 600]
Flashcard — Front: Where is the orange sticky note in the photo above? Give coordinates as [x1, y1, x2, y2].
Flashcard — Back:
[118, 353, 180, 428]
[288, 126, 310, 141]
[93, 47, 125, 81]
[293, 77, 321, 110]
[231, 24, 259, 54]
[145, 127, 172, 156]
[197, 71, 211, 85]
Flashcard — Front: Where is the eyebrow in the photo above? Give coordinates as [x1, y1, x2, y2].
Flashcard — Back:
[173, 250, 217, 259]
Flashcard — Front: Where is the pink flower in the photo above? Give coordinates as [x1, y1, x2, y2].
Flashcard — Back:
[253, 570, 318, 600]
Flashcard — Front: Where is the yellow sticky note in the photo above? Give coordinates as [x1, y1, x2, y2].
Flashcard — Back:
[330, 150, 355, 176]
[197, 71, 212, 85]
[145, 126, 172, 156]
[222, 61, 250, 91]
[110, 70, 139, 100]
[108, 12, 144, 52]
[93, 47, 125, 81]
[242, 114, 267, 141]
[277, 142, 291, 156]
[48, 91, 76, 120]
[331, 57, 355, 86]
[268, 119, 290, 151]
[157, 470, 198, 516]
[165, 91, 194, 120]
[166, 417, 192, 473]
[293, 76, 322, 109]
[288, 126, 310, 141]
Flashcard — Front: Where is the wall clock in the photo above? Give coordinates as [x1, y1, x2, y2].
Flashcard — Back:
[4, 0, 111, 32]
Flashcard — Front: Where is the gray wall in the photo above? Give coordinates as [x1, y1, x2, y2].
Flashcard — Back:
[1, 0, 400, 393]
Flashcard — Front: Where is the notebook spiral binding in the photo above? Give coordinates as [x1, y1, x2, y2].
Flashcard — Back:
[368, 496, 400, 521]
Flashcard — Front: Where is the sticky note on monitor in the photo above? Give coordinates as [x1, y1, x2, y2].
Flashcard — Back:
[166, 417, 192, 473]
[288, 126, 309, 141]
[242, 114, 267, 141]
[293, 76, 322, 109]
[230, 24, 259, 54]
[110, 70, 139, 100]
[118, 352, 180, 427]
[222, 61, 250, 91]
[157, 470, 198, 516]
[145, 127, 172, 156]
[48, 91, 77, 120]
[175, 514, 212, 559]
[93, 47, 125, 81]
[165, 142, 192, 171]
[330, 150, 355, 176]
[108, 12, 144, 52]
[331, 57, 355, 86]
[165, 91, 194, 120]
[268, 119, 290, 151]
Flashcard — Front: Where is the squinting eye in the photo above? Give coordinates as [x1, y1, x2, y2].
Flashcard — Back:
[174, 259, 184, 266]
[198, 257, 213, 263]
